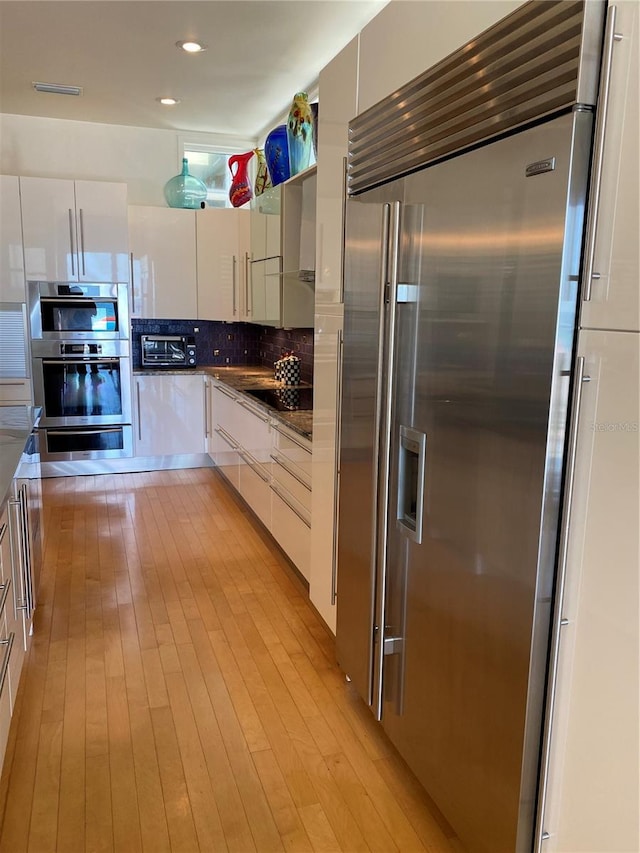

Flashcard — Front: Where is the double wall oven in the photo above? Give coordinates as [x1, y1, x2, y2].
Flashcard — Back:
[29, 282, 133, 461]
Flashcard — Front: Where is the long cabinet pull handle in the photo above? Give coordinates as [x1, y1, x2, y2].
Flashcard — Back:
[78, 208, 86, 276]
[533, 356, 591, 852]
[18, 486, 33, 617]
[0, 522, 6, 547]
[245, 252, 252, 315]
[239, 450, 270, 483]
[204, 380, 210, 439]
[0, 382, 26, 387]
[270, 453, 312, 491]
[270, 483, 311, 528]
[232, 255, 237, 316]
[582, 5, 621, 302]
[129, 252, 137, 314]
[373, 200, 401, 720]
[238, 398, 270, 423]
[136, 380, 142, 442]
[0, 579, 11, 620]
[216, 385, 238, 401]
[68, 209, 76, 277]
[0, 633, 15, 698]
[339, 156, 348, 304]
[214, 426, 239, 450]
[271, 422, 312, 453]
[331, 329, 344, 605]
[8, 500, 25, 613]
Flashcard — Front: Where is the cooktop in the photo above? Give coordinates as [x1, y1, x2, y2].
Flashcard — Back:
[244, 386, 314, 412]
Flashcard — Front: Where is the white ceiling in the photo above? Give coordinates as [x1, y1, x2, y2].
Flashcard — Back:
[0, 1, 387, 142]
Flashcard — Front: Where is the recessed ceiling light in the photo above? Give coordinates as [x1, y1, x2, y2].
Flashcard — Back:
[176, 40, 207, 53]
[33, 81, 83, 96]
[157, 97, 181, 105]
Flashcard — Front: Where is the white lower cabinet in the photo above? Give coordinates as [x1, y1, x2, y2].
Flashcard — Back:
[209, 380, 312, 579]
[270, 422, 312, 581]
[543, 329, 640, 851]
[134, 373, 206, 457]
[0, 514, 14, 766]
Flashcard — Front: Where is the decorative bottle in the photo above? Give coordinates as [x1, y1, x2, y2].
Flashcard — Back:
[228, 151, 254, 208]
[264, 125, 290, 186]
[163, 158, 208, 209]
[253, 148, 272, 197]
[286, 92, 314, 177]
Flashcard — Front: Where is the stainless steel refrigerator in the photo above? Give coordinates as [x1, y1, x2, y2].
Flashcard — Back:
[335, 2, 607, 851]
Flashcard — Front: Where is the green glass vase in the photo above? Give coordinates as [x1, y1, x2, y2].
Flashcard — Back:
[164, 158, 208, 209]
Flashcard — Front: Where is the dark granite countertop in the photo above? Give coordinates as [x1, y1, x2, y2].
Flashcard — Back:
[133, 365, 313, 441]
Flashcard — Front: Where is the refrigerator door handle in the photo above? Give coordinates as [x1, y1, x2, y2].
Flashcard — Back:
[372, 200, 402, 720]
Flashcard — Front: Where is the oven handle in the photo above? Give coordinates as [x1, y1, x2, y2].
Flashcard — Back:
[45, 428, 124, 436]
[39, 359, 120, 365]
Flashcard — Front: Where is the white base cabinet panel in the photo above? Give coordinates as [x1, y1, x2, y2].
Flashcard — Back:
[134, 374, 206, 457]
[543, 328, 640, 852]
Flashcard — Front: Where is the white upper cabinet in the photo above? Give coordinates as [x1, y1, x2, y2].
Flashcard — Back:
[20, 177, 129, 283]
[196, 208, 250, 322]
[128, 205, 197, 319]
[580, 0, 639, 333]
[0, 175, 26, 301]
[315, 37, 358, 305]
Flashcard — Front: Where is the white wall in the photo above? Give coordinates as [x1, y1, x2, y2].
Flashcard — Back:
[357, 0, 525, 113]
[0, 113, 256, 206]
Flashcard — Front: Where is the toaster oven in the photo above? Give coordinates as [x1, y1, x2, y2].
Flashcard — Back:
[141, 334, 197, 368]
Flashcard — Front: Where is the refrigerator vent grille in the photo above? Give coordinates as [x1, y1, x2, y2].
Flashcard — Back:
[348, 0, 603, 193]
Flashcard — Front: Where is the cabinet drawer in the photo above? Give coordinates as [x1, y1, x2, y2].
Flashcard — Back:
[271, 422, 312, 485]
[270, 484, 311, 580]
[211, 425, 241, 491]
[235, 398, 271, 464]
[0, 379, 32, 404]
[270, 450, 312, 513]
[238, 454, 271, 529]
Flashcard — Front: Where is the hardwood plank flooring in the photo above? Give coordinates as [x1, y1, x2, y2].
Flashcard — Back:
[0, 468, 461, 852]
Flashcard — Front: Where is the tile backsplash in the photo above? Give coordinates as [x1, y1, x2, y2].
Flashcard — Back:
[131, 319, 314, 384]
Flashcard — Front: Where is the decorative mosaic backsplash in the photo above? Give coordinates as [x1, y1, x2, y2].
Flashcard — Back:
[131, 319, 314, 384]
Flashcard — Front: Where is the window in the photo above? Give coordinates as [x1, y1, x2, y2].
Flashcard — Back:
[183, 144, 235, 209]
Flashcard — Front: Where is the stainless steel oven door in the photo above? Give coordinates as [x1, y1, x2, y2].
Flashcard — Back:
[28, 281, 129, 341]
[39, 425, 133, 461]
[32, 341, 132, 427]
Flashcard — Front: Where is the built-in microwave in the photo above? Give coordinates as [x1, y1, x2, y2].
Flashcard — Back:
[28, 281, 129, 341]
[141, 335, 197, 368]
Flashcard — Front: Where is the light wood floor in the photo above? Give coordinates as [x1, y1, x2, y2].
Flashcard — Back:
[0, 468, 461, 853]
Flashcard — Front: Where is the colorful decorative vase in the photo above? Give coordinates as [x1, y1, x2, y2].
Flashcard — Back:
[228, 151, 254, 208]
[253, 148, 272, 197]
[310, 102, 319, 158]
[286, 92, 314, 176]
[264, 125, 290, 186]
[164, 157, 208, 209]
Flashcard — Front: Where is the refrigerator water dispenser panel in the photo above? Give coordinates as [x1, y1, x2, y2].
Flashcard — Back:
[397, 425, 426, 543]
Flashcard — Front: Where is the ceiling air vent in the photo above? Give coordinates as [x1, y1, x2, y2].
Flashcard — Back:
[32, 81, 83, 96]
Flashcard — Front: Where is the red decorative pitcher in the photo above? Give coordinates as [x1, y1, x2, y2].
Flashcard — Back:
[228, 151, 254, 208]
